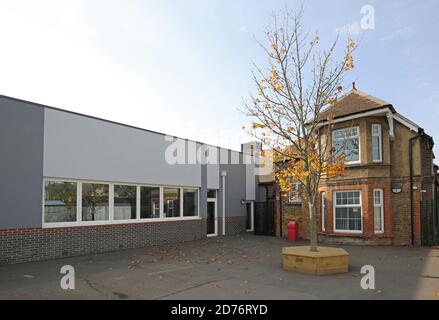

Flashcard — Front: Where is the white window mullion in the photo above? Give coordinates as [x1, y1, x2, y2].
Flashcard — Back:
[180, 188, 184, 217]
[160, 187, 164, 219]
[77, 182, 82, 222]
[109, 183, 114, 222]
[136, 185, 140, 220]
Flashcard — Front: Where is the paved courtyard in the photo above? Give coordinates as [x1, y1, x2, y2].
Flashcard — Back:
[0, 233, 438, 300]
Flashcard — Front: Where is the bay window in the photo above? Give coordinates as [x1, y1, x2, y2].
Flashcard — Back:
[332, 126, 360, 164]
[334, 190, 362, 232]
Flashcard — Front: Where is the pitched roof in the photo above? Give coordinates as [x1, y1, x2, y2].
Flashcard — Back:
[318, 89, 395, 122]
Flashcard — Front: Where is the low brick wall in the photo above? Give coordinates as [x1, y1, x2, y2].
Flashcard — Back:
[0, 219, 206, 265]
[317, 234, 393, 246]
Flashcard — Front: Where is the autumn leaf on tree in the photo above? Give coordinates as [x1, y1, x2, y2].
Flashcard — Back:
[243, 5, 355, 252]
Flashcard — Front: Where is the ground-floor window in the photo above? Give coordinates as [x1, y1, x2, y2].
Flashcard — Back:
[44, 180, 77, 223]
[333, 190, 362, 233]
[82, 183, 109, 221]
[43, 178, 199, 226]
[373, 189, 384, 233]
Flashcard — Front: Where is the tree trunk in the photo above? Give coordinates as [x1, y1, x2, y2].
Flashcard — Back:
[308, 201, 318, 252]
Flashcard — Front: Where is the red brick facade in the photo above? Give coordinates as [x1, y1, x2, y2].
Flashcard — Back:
[272, 90, 437, 247]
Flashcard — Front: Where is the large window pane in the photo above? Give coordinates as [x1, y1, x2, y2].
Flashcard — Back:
[183, 189, 198, 217]
[114, 185, 136, 220]
[82, 183, 109, 221]
[372, 124, 382, 162]
[334, 191, 362, 232]
[373, 189, 384, 233]
[44, 180, 77, 223]
[332, 127, 360, 163]
[164, 188, 180, 218]
[140, 186, 160, 219]
[207, 189, 217, 199]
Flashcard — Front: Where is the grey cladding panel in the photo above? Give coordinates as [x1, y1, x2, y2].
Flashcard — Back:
[0, 97, 44, 229]
[43, 109, 201, 186]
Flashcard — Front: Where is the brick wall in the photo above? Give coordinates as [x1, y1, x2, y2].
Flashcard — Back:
[0, 216, 248, 265]
[0, 220, 207, 265]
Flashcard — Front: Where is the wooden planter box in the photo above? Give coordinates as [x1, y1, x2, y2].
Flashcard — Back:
[282, 246, 349, 275]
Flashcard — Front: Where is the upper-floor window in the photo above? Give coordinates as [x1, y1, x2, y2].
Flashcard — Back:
[332, 126, 360, 164]
[372, 124, 382, 163]
[288, 181, 302, 204]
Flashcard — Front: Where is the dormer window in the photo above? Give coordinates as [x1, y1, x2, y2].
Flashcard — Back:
[332, 126, 360, 165]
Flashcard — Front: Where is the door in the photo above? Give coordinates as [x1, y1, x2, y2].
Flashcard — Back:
[207, 200, 217, 236]
[246, 202, 254, 232]
[254, 201, 275, 236]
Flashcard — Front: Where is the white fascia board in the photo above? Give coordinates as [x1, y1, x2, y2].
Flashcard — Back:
[393, 113, 420, 132]
[317, 107, 420, 134]
[316, 107, 391, 128]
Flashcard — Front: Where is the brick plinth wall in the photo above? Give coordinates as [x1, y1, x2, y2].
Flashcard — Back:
[0, 219, 206, 265]
[317, 234, 393, 246]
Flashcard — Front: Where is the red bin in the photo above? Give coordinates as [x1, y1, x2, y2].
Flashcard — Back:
[287, 220, 298, 241]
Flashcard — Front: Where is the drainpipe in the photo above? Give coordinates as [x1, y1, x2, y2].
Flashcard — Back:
[409, 130, 422, 246]
[221, 170, 227, 236]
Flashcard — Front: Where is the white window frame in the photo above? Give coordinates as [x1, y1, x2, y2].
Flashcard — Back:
[288, 181, 302, 204]
[112, 183, 138, 221]
[333, 190, 363, 234]
[321, 192, 326, 232]
[182, 188, 199, 218]
[42, 178, 200, 228]
[373, 189, 384, 234]
[332, 126, 361, 165]
[139, 185, 162, 220]
[372, 123, 383, 163]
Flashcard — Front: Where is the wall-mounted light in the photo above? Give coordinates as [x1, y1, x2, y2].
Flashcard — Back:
[240, 199, 246, 205]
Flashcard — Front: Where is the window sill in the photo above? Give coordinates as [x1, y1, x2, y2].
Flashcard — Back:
[42, 217, 202, 228]
[286, 202, 302, 206]
[318, 231, 392, 239]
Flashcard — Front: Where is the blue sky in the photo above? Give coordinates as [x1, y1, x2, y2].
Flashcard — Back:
[0, 0, 438, 154]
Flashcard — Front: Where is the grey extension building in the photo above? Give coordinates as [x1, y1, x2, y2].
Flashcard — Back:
[0, 95, 261, 265]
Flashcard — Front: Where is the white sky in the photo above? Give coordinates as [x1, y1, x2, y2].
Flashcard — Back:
[1, 0, 439, 154]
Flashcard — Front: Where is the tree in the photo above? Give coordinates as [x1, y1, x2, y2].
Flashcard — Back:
[243, 6, 356, 252]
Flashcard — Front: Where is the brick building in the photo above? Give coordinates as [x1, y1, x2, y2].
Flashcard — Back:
[266, 88, 438, 246]
[0, 95, 259, 265]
